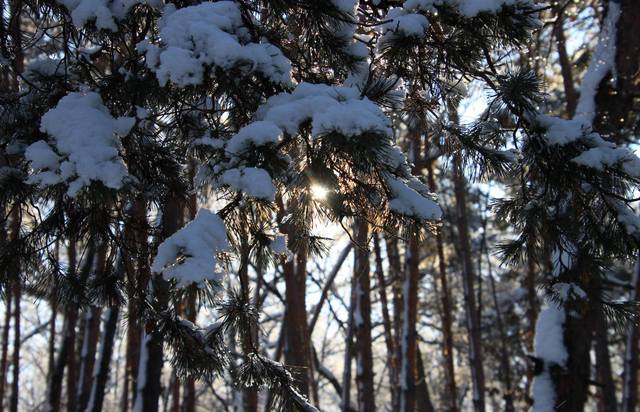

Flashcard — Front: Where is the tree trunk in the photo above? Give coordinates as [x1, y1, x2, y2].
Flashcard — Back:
[426, 160, 458, 412]
[136, 196, 180, 412]
[7, 4, 21, 409]
[415, 346, 435, 412]
[0, 287, 11, 412]
[182, 188, 197, 412]
[594, 307, 616, 412]
[284, 248, 311, 400]
[47, 239, 96, 412]
[88, 306, 119, 412]
[123, 199, 148, 412]
[372, 234, 398, 410]
[552, 305, 594, 411]
[622, 260, 640, 412]
[65, 236, 79, 412]
[9, 279, 19, 412]
[399, 232, 419, 412]
[384, 235, 403, 412]
[524, 244, 538, 400]
[452, 155, 486, 412]
[486, 255, 514, 412]
[238, 262, 258, 412]
[594, 0, 640, 138]
[341, 270, 355, 412]
[353, 220, 375, 412]
[554, 7, 577, 117]
[77, 306, 102, 411]
[182, 287, 197, 412]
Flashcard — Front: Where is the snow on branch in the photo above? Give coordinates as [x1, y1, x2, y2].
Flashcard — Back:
[574, 1, 621, 125]
[25, 92, 134, 197]
[151, 209, 230, 288]
[58, 0, 161, 31]
[140, 1, 292, 87]
[390, 0, 534, 21]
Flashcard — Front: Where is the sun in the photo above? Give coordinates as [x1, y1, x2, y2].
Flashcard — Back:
[310, 184, 329, 201]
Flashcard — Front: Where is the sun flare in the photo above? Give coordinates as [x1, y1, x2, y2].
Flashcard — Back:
[310, 184, 329, 201]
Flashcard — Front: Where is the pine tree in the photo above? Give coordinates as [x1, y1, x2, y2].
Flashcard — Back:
[1, 0, 639, 411]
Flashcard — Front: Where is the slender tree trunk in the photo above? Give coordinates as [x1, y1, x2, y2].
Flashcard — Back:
[486, 256, 514, 412]
[137, 197, 180, 412]
[123, 199, 148, 412]
[47, 239, 96, 412]
[372, 234, 398, 410]
[399, 232, 419, 412]
[452, 155, 486, 412]
[88, 306, 119, 412]
[77, 306, 102, 411]
[425, 160, 458, 412]
[283, 243, 311, 400]
[622, 260, 640, 412]
[183, 187, 197, 412]
[594, 307, 616, 412]
[341, 272, 355, 412]
[48, 264, 58, 385]
[353, 220, 375, 412]
[554, 7, 577, 117]
[524, 244, 538, 400]
[415, 346, 435, 412]
[553, 304, 595, 411]
[594, 0, 640, 138]
[6, 3, 21, 410]
[182, 287, 197, 412]
[8, 279, 19, 412]
[65, 240, 80, 412]
[0, 286, 11, 412]
[238, 262, 258, 412]
[385, 235, 403, 412]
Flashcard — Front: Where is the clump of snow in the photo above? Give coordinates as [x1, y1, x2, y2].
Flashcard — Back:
[572, 141, 640, 178]
[380, 8, 430, 44]
[534, 305, 567, 365]
[534, 115, 586, 146]
[551, 282, 586, 302]
[26, 92, 133, 197]
[215, 167, 276, 201]
[531, 304, 567, 412]
[401, 0, 530, 17]
[386, 176, 442, 220]
[611, 201, 640, 238]
[58, 0, 161, 31]
[151, 209, 230, 288]
[142, 2, 291, 87]
[256, 82, 391, 139]
[226, 121, 282, 155]
[193, 132, 226, 149]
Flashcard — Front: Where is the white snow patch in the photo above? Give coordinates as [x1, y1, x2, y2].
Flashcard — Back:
[144, 1, 292, 87]
[58, 0, 161, 31]
[386, 176, 442, 220]
[216, 167, 276, 201]
[151, 208, 230, 288]
[531, 304, 567, 411]
[26, 92, 133, 196]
